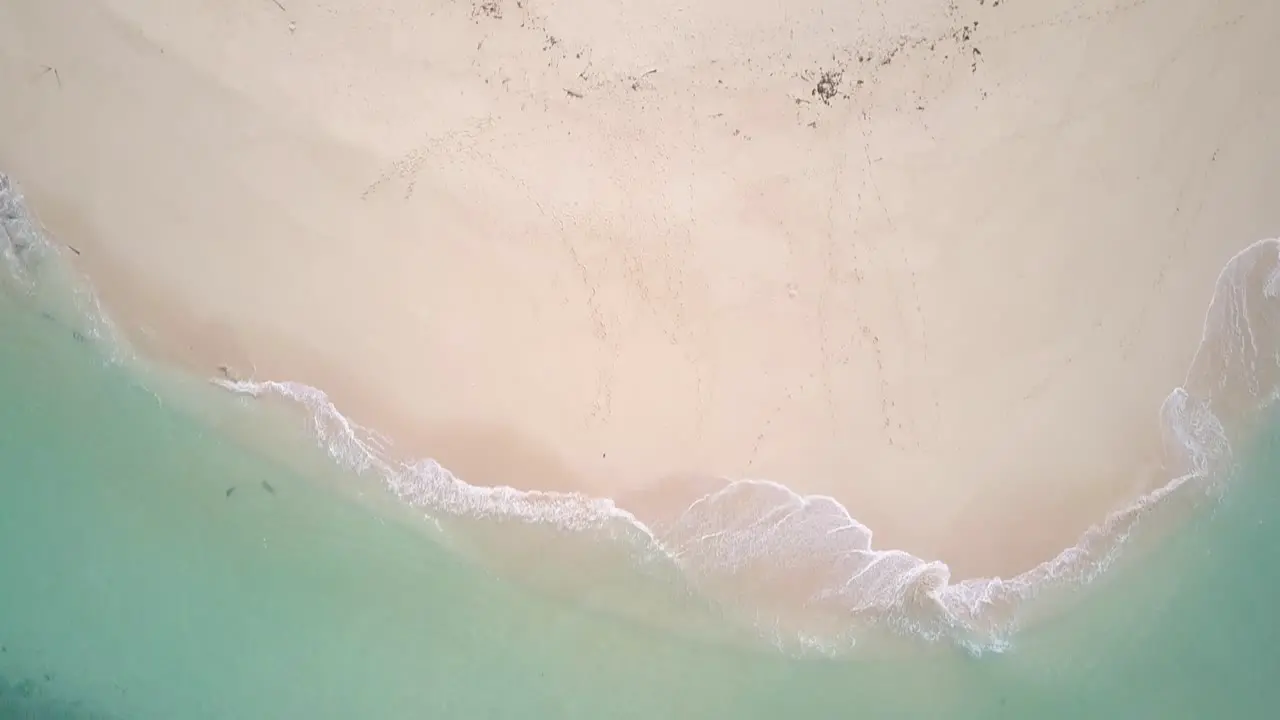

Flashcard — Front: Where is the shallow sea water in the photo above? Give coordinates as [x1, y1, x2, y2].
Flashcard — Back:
[3, 227, 1280, 717]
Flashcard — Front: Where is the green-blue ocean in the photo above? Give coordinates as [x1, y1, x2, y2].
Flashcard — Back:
[3, 176, 1280, 719]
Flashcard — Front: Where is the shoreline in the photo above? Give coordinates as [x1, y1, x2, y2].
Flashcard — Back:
[2, 0, 1279, 624]
[4, 173, 1280, 653]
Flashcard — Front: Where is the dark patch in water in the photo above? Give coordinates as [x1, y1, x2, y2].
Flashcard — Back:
[0, 670, 123, 719]
[261, 480, 276, 495]
[225, 486, 236, 498]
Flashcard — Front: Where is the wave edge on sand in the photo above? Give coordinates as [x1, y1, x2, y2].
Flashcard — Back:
[2, 173, 1275, 656]
[211, 239, 1280, 656]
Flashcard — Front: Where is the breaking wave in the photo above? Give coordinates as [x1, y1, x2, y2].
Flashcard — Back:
[4, 172, 1276, 655]
[206, 239, 1279, 655]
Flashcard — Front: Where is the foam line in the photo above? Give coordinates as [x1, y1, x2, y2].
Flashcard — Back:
[5, 171, 1277, 654]
[207, 241, 1280, 654]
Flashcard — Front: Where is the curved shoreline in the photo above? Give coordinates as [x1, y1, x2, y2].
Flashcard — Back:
[4, 0, 1279, 656]
[204, 229, 1275, 653]
[4, 0, 1278, 586]
[5, 173, 1280, 653]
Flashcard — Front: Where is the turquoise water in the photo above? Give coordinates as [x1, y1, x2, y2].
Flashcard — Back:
[3, 195, 1280, 717]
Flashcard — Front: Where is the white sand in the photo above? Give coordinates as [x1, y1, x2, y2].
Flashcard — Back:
[1, 0, 1277, 579]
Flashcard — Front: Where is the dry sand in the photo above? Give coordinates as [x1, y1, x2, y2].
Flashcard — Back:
[1, 0, 1277, 579]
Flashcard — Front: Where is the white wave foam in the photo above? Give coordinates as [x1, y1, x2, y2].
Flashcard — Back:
[209, 239, 1280, 656]
[0, 174, 129, 362]
[6, 169, 1276, 656]
[213, 379, 662, 545]
[0, 174, 48, 287]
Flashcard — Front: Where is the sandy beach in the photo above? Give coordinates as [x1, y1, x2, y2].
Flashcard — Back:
[1, 0, 1278, 582]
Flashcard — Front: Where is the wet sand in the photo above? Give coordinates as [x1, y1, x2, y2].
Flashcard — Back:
[1, 0, 1278, 580]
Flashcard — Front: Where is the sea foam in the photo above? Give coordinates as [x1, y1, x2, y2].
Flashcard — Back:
[206, 240, 1280, 655]
[1, 175, 126, 361]
[2, 172, 1275, 655]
